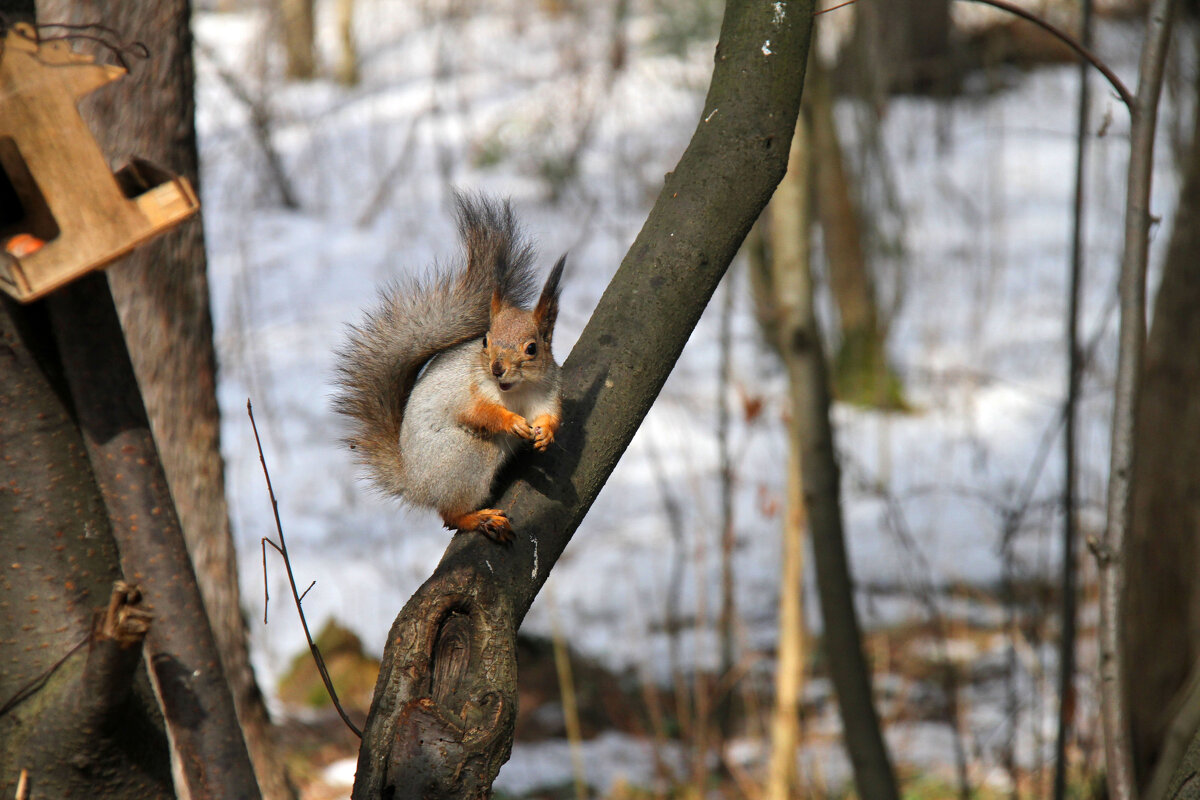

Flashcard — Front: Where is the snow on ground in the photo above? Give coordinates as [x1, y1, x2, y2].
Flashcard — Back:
[192, 0, 1181, 789]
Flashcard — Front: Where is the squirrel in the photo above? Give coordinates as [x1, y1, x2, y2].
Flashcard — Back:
[333, 193, 565, 543]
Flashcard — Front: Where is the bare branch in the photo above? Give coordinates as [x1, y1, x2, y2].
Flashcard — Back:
[958, 0, 1133, 108]
[816, 0, 1134, 109]
[1055, 1, 1094, 796]
[249, 400, 363, 740]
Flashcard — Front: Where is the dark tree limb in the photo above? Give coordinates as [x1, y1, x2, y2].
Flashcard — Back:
[352, 1, 814, 795]
[15, 583, 168, 800]
[35, 0, 299, 793]
[44, 274, 261, 800]
[958, 0, 1132, 108]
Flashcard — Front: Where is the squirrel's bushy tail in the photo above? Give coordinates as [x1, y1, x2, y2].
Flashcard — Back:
[332, 192, 537, 497]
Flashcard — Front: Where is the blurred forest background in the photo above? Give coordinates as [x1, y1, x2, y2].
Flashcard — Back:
[9, 0, 1200, 797]
[183, 0, 1200, 796]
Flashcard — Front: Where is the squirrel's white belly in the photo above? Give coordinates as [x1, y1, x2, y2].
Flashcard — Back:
[399, 343, 516, 513]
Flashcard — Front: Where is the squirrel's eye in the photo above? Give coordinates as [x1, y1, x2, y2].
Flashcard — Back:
[482, 335, 489, 349]
[525, 342, 537, 357]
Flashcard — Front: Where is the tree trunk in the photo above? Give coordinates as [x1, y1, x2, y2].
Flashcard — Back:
[278, 0, 316, 80]
[32, 2, 296, 797]
[351, 2, 815, 795]
[758, 102, 901, 800]
[335, 0, 359, 86]
[1099, 0, 1176, 797]
[0, 298, 173, 800]
[1127, 30, 1200, 795]
[807, 56, 905, 410]
[748, 105, 815, 800]
[848, 0, 954, 95]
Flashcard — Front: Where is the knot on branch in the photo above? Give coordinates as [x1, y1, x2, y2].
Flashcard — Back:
[93, 581, 152, 648]
[361, 574, 518, 799]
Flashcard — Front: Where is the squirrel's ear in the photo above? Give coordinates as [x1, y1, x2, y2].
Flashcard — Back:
[491, 254, 509, 319]
[491, 286, 505, 319]
[533, 254, 566, 342]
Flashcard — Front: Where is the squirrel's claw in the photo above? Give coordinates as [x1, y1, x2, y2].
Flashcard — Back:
[478, 511, 513, 543]
[530, 414, 559, 451]
[509, 415, 534, 440]
[443, 508, 513, 543]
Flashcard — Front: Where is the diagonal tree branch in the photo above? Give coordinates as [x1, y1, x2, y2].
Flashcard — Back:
[351, 1, 815, 796]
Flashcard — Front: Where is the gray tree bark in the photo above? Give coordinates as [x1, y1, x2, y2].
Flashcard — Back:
[1100, 0, 1176, 796]
[2, 3, 259, 796]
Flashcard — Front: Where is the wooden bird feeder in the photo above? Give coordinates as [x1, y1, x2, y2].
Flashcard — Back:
[0, 23, 200, 303]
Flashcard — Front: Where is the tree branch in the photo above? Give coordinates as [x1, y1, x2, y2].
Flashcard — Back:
[957, 0, 1133, 109]
[1054, 2, 1093, 797]
[352, 1, 815, 795]
[250, 400, 362, 739]
[1099, 0, 1176, 798]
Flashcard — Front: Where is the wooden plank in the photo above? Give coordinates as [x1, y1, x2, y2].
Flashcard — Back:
[0, 25, 200, 302]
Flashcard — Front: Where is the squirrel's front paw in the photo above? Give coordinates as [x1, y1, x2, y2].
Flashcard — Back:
[530, 414, 560, 451]
[507, 414, 534, 440]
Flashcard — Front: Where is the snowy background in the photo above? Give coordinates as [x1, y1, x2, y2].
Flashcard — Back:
[190, 0, 1184, 791]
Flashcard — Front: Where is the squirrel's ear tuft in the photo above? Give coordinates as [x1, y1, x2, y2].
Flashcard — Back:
[533, 254, 566, 342]
[491, 286, 505, 319]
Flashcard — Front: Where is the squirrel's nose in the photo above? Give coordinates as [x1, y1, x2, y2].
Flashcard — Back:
[491, 360, 504, 377]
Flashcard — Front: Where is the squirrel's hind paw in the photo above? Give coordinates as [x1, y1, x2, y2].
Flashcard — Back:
[443, 508, 513, 543]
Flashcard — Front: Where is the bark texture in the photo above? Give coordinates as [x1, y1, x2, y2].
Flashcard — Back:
[1100, 1, 1175, 797]
[45, 274, 261, 800]
[352, 1, 814, 795]
[1127, 46, 1200, 795]
[0, 298, 173, 800]
[34, 2, 294, 796]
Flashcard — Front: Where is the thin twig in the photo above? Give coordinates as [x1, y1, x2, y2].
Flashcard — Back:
[1054, 0, 1093, 796]
[249, 399, 362, 739]
[260, 537, 271, 625]
[815, 0, 1134, 109]
[0, 635, 89, 718]
[194, 40, 300, 210]
[959, 0, 1133, 109]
